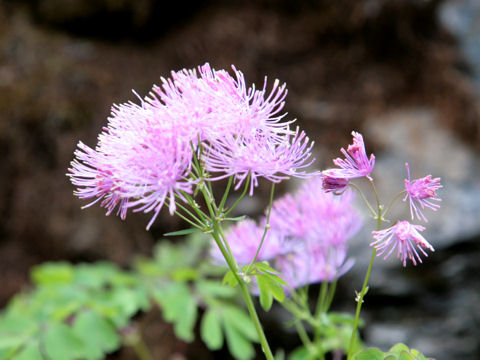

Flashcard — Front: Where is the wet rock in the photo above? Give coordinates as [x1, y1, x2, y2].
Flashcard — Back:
[365, 107, 480, 249]
[339, 108, 480, 360]
[439, 0, 480, 90]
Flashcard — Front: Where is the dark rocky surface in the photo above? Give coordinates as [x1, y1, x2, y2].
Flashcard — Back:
[1, 0, 479, 359]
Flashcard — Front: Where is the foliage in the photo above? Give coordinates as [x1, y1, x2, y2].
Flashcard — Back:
[0, 235, 259, 360]
[353, 343, 433, 360]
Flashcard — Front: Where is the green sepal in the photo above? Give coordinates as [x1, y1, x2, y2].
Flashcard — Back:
[164, 228, 198, 236]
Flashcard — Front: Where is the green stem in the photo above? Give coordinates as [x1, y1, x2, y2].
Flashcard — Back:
[211, 227, 274, 360]
[324, 281, 337, 313]
[174, 201, 204, 226]
[133, 338, 154, 360]
[346, 248, 376, 359]
[315, 281, 328, 317]
[239, 281, 275, 360]
[246, 183, 275, 273]
[382, 190, 407, 219]
[200, 180, 274, 360]
[219, 176, 234, 211]
[347, 178, 382, 359]
[348, 183, 377, 218]
[223, 173, 251, 217]
[125, 327, 154, 360]
[177, 190, 209, 221]
[294, 321, 316, 356]
[313, 281, 328, 345]
[173, 210, 204, 230]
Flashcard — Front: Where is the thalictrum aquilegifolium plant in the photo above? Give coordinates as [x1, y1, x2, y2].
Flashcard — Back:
[0, 63, 442, 360]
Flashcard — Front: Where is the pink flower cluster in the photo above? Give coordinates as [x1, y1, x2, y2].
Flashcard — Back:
[212, 177, 362, 289]
[321, 131, 375, 193]
[323, 131, 442, 266]
[68, 64, 315, 229]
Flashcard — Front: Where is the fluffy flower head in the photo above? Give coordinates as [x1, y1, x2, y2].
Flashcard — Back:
[68, 62, 315, 229]
[268, 179, 361, 289]
[403, 163, 442, 222]
[371, 220, 434, 266]
[277, 245, 354, 288]
[323, 131, 375, 181]
[68, 128, 195, 230]
[203, 127, 316, 195]
[269, 177, 362, 245]
[210, 219, 287, 265]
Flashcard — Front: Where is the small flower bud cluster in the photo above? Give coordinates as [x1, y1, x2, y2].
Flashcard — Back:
[322, 131, 442, 266]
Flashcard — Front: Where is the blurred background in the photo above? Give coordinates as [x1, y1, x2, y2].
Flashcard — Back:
[1, 0, 479, 359]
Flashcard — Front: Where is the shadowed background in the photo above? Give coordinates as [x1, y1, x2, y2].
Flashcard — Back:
[1, 0, 479, 359]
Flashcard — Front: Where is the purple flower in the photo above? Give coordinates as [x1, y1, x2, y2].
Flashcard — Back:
[323, 131, 375, 181]
[151, 63, 292, 143]
[403, 163, 442, 222]
[276, 245, 354, 288]
[210, 177, 361, 288]
[371, 220, 434, 266]
[268, 179, 361, 288]
[321, 172, 350, 194]
[203, 127, 316, 195]
[68, 62, 315, 229]
[68, 142, 129, 219]
[210, 219, 287, 265]
[68, 129, 195, 230]
[269, 177, 362, 245]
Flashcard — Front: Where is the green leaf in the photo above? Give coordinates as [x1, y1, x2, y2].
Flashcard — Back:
[164, 228, 198, 236]
[175, 295, 197, 342]
[44, 322, 86, 360]
[14, 342, 43, 360]
[153, 283, 197, 342]
[224, 215, 246, 222]
[31, 263, 74, 285]
[222, 271, 238, 287]
[0, 335, 26, 350]
[353, 348, 384, 360]
[288, 346, 311, 360]
[196, 280, 237, 299]
[256, 273, 285, 310]
[223, 318, 255, 360]
[172, 268, 198, 281]
[73, 311, 121, 357]
[222, 306, 258, 342]
[327, 312, 358, 325]
[255, 261, 280, 275]
[262, 272, 287, 286]
[257, 274, 273, 311]
[399, 352, 415, 360]
[388, 343, 410, 356]
[200, 310, 223, 350]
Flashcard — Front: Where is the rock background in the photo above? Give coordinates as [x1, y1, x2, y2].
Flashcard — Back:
[0, 0, 479, 359]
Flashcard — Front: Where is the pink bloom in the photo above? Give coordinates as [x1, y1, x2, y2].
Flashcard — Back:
[276, 245, 354, 288]
[203, 127, 316, 195]
[269, 177, 362, 245]
[210, 219, 288, 265]
[210, 177, 361, 288]
[323, 131, 375, 180]
[267, 177, 361, 288]
[371, 221, 434, 266]
[68, 62, 314, 229]
[68, 125, 195, 230]
[68, 142, 129, 219]
[150, 63, 292, 143]
[403, 163, 442, 222]
[321, 171, 349, 194]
